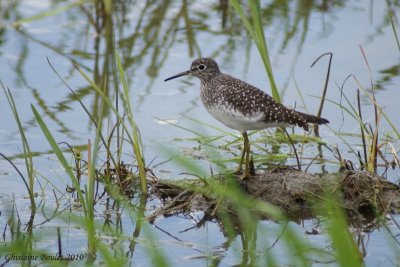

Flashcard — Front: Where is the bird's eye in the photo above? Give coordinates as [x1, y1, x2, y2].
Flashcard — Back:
[198, 64, 206, 71]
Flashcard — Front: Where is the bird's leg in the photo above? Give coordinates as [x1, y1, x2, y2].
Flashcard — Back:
[236, 142, 246, 174]
[242, 132, 251, 179]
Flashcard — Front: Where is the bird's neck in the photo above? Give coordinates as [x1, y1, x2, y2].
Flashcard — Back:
[200, 73, 222, 87]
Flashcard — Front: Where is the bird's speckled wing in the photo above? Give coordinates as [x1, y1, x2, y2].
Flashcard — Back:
[207, 74, 313, 130]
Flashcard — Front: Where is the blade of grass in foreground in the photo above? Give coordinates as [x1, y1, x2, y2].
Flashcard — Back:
[32, 104, 100, 258]
[325, 197, 363, 266]
[31, 105, 87, 214]
[2, 84, 36, 215]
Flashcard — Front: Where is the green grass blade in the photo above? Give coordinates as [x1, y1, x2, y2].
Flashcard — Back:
[325, 198, 363, 266]
[115, 52, 147, 193]
[73, 64, 138, 150]
[74, 54, 147, 193]
[351, 76, 400, 138]
[2, 84, 36, 213]
[230, 0, 256, 38]
[389, 12, 400, 53]
[181, 115, 237, 136]
[230, 0, 280, 102]
[31, 104, 87, 214]
[249, 1, 279, 100]
[13, 0, 87, 27]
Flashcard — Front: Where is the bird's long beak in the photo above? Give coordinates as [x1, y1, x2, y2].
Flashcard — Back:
[164, 70, 191, 82]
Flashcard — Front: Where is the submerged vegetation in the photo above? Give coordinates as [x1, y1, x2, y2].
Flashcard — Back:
[0, 1, 400, 266]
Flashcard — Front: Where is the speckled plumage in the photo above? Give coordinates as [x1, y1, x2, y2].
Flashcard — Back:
[186, 58, 329, 132]
[165, 58, 329, 178]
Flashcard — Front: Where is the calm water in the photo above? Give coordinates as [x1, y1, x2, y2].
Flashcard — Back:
[0, 1, 400, 266]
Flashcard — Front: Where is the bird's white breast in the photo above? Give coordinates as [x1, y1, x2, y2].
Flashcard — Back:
[206, 104, 288, 133]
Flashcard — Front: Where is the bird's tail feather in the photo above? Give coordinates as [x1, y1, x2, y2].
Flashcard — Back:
[297, 111, 329, 125]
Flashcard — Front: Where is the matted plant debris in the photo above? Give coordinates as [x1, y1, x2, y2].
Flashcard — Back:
[149, 169, 400, 228]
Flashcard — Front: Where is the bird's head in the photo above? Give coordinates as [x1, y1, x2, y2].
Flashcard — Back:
[164, 58, 220, 82]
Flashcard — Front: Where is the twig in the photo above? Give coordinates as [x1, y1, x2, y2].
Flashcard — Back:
[311, 52, 332, 136]
[284, 129, 301, 171]
[357, 89, 367, 169]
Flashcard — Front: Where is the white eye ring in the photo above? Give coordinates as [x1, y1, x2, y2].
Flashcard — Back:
[198, 64, 206, 71]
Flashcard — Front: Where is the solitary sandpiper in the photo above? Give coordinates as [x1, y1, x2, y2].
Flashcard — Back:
[165, 58, 329, 178]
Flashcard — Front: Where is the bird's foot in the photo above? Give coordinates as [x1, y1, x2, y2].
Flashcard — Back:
[234, 170, 242, 176]
[249, 156, 256, 176]
[238, 160, 255, 180]
[240, 170, 252, 180]
[240, 174, 250, 180]
[233, 168, 251, 180]
[234, 165, 243, 175]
